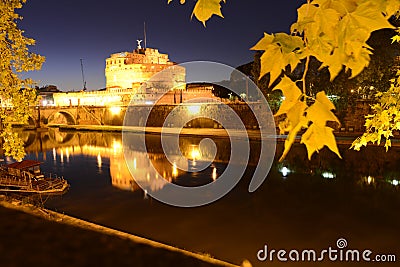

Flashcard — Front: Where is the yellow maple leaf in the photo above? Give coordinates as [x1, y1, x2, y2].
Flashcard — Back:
[274, 33, 304, 54]
[277, 94, 308, 162]
[346, 48, 372, 78]
[274, 75, 309, 161]
[384, 0, 400, 16]
[279, 115, 308, 162]
[274, 76, 302, 102]
[314, 8, 340, 41]
[251, 35, 284, 84]
[350, 1, 394, 32]
[296, 3, 318, 31]
[306, 91, 340, 127]
[309, 35, 335, 62]
[252, 34, 305, 84]
[251, 32, 274, 50]
[192, 0, 225, 26]
[287, 101, 308, 129]
[314, 0, 358, 15]
[323, 12, 373, 79]
[167, 0, 186, 4]
[259, 44, 285, 86]
[391, 35, 400, 43]
[274, 76, 302, 116]
[315, 91, 336, 111]
[301, 124, 342, 160]
[284, 52, 302, 73]
[320, 49, 344, 81]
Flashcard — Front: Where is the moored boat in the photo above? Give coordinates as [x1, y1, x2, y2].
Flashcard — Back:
[0, 160, 68, 194]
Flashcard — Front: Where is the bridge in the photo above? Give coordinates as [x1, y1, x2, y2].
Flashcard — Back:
[25, 103, 267, 129]
[20, 128, 118, 154]
[22, 100, 373, 134]
[28, 105, 126, 127]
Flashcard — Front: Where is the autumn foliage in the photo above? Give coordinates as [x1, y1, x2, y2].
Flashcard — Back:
[0, 0, 45, 160]
[169, 0, 400, 160]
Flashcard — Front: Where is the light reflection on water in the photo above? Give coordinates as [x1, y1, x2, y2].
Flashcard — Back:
[19, 129, 400, 267]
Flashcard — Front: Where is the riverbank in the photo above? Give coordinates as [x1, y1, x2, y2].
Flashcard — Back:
[56, 124, 400, 146]
[0, 196, 242, 267]
[58, 125, 263, 140]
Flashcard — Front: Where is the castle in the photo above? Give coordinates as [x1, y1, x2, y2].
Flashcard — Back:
[105, 44, 184, 90]
[51, 40, 219, 107]
[52, 42, 188, 106]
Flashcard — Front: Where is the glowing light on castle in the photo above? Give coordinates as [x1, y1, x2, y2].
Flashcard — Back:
[53, 43, 186, 107]
[105, 46, 185, 91]
[50, 43, 218, 107]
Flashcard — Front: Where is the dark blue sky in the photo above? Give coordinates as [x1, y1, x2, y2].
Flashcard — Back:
[19, 0, 301, 91]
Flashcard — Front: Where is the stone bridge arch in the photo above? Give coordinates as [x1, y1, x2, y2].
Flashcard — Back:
[47, 128, 75, 144]
[23, 129, 78, 153]
[21, 131, 36, 147]
[26, 116, 36, 127]
[47, 111, 76, 125]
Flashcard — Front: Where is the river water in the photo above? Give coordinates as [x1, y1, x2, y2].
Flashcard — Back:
[16, 129, 400, 266]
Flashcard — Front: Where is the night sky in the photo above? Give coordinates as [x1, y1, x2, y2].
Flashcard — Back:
[18, 0, 301, 91]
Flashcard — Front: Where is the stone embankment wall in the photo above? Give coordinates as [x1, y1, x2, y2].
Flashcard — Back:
[123, 103, 272, 130]
[338, 100, 374, 133]
[123, 100, 372, 133]
[33, 100, 374, 133]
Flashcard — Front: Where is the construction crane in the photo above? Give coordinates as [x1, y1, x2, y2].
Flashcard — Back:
[80, 58, 87, 91]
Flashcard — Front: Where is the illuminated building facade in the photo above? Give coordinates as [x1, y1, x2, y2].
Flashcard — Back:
[105, 47, 184, 91]
[50, 45, 218, 107]
[53, 89, 126, 106]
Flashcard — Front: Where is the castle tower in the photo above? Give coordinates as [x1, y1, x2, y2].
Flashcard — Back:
[105, 46, 185, 92]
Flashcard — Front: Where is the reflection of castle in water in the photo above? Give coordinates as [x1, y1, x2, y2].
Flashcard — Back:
[110, 139, 220, 192]
[110, 148, 171, 192]
[21, 130, 400, 193]
[22, 130, 220, 193]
